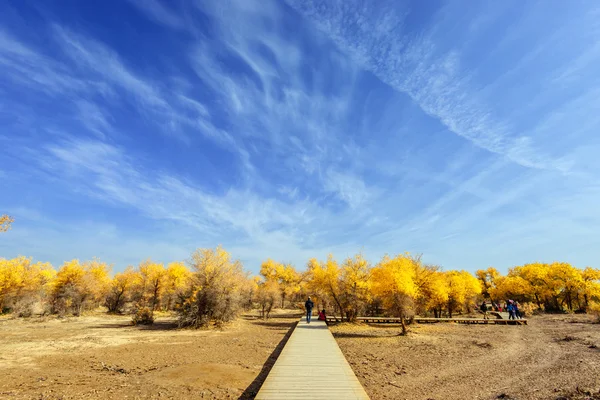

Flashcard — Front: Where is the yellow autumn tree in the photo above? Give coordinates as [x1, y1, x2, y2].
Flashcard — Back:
[445, 270, 482, 317]
[509, 263, 553, 310]
[580, 267, 600, 312]
[256, 277, 280, 319]
[50, 259, 110, 315]
[546, 262, 583, 311]
[306, 255, 343, 314]
[83, 259, 112, 307]
[419, 270, 449, 318]
[129, 260, 166, 324]
[411, 260, 448, 317]
[371, 254, 419, 334]
[0, 257, 55, 315]
[476, 267, 501, 302]
[277, 263, 302, 308]
[490, 274, 532, 305]
[105, 266, 140, 313]
[136, 260, 166, 312]
[178, 246, 248, 327]
[305, 254, 371, 321]
[162, 262, 191, 311]
[259, 259, 301, 308]
[503, 262, 588, 312]
[338, 254, 372, 320]
[304, 257, 329, 310]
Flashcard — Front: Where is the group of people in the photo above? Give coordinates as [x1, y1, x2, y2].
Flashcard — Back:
[306, 296, 525, 323]
[304, 296, 326, 323]
[504, 300, 523, 320]
[479, 299, 524, 320]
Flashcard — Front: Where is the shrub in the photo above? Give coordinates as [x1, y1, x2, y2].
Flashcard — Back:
[132, 306, 154, 325]
[13, 298, 47, 317]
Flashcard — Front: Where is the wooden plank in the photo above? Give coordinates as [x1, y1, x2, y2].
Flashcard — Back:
[255, 316, 370, 400]
[326, 316, 527, 325]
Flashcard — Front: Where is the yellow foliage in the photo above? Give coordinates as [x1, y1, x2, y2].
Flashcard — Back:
[370, 254, 419, 333]
[49, 258, 111, 315]
[0, 214, 14, 232]
[106, 266, 140, 313]
[1, 248, 598, 321]
[259, 259, 280, 282]
[503, 262, 596, 311]
[0, 257, 55, 312]
[162, 262, 192, 310]
[256, 278, 280, 318]
[305, 254, 371, 321]
[371, 254, 418, 300]
[178, 246, 248, 327]
[260, 259, 301, 308]
[420, 271, 449, 316]
[445, 270, 482, 317]
[137, 260, 166, 311]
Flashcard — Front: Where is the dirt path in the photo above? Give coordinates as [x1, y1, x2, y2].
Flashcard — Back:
[0, 312, 298, 399]
[331, 315, 600, 400]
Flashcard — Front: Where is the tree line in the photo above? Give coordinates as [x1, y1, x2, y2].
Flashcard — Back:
[1, 247, 599, 332]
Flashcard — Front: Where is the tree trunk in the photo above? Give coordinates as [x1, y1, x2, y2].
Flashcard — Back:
[110, 290, 124, 313]
[152, 284, 159, 312]
[329, 286, 344, 321]
[534, 294, 543, 310]
[400, 312, 407, 335]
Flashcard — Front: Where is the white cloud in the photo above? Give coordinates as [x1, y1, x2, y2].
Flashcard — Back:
[43, 138, 317, 245]
[75, 100, 112, 139]
[323, 169, 369, 209]
[4, 0, 600, 273]
[286, 0, 574, 173]
[126, 0, 186, 30]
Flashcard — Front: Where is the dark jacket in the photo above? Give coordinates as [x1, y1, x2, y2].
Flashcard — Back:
[305, 299, 314, 310]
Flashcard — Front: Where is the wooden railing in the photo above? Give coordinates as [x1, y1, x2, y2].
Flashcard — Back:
[326, 316, 527, 325]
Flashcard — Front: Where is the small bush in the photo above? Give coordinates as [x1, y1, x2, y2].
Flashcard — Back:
[132, 306, 154, 325]
[13, 298, 45, 317]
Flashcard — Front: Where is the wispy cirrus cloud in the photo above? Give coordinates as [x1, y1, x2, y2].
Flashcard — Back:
[126, 0, 186, 31]
[2, 0, 600, 272]
[286, 0, 580, 173]
[44, 138, 313, 241]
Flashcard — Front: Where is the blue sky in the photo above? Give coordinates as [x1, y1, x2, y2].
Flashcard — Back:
[1, 0, 599, 274]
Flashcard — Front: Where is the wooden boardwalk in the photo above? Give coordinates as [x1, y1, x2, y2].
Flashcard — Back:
[255, 316, 370, 400]
[327, 316, 527, 325]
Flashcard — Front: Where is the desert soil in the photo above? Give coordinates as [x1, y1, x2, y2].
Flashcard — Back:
[331, 314, 600, 400]
[0, 311, 298, 400]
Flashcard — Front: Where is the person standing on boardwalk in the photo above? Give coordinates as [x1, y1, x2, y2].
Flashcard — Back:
[305, 296, 314, 323]
[507, 300, 516, 320]
[480, 301, 489, 319]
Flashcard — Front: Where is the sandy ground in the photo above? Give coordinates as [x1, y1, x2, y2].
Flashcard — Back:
[0, 311, 298, 400]
[331, 314, 600, 400]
